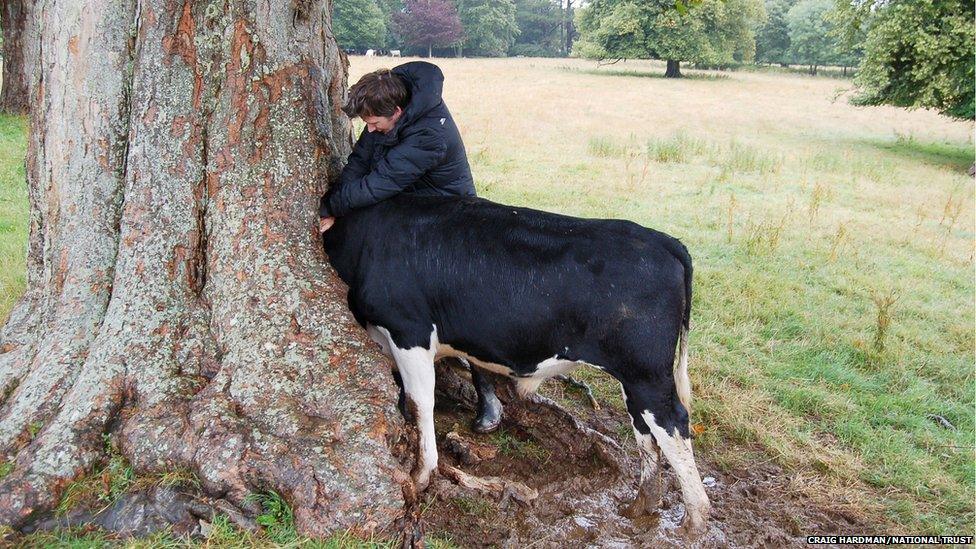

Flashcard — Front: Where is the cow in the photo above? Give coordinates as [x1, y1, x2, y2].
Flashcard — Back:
[390, 50, 402, 57]
[365, 49, 375, 58]
[321, 194, 711, 533]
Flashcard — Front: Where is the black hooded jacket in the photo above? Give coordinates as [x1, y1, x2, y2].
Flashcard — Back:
[319, 62, 475, 218]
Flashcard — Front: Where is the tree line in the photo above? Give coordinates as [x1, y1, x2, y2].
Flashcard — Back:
[329, 0, 973, 121]
[333, 0, 573, 57]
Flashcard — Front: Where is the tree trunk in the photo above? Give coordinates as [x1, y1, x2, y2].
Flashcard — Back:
[0, 0, 29, 114]
[564, 0, 573, 56]
[428, 43, 433, 58]
[0, 0, 410, 537]
[665, 59, 681, 78]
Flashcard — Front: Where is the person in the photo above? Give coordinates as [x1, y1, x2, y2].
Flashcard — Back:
[319, 61, 502, 433]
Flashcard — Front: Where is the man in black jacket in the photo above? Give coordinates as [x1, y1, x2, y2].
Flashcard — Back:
[319, 61, 502, 433]
[318, 62, 475, 226]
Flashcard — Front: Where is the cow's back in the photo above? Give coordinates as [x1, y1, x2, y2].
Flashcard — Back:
[324, 195, 689, 370]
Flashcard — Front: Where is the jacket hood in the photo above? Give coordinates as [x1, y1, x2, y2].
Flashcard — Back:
[389, 62, 445, 135]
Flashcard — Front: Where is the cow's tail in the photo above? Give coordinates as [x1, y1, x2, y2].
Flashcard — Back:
[662, 236, 693, 413]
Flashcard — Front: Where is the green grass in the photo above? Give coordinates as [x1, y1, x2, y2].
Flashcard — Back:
[0, 114, 28, 322]
[488, 429, 551, 462]
[561, 66, 731, 81]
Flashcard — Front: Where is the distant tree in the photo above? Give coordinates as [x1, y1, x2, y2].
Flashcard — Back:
[574, 0, 765, 77]
[785, 0, 836, 75]
[755, 0, 793, 66]
[393, 0, 464, 57]
[834, 0, 974, 120]
[510, 0, 563, 56]
[456, 0, 520, 56]
[374, 0, 406, 48]
[333, 0, 387, 51]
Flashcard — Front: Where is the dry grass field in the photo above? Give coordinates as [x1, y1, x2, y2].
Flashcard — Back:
[1, 56, 973, 544]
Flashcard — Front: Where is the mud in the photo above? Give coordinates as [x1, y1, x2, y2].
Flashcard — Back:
[419, 366, 866, 548]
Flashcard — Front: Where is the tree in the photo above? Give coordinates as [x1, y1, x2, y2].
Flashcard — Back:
[0, 0, 29, 113]
[0, 0, 411, 536]
[457, 0, 519, 56]
[755, 0, 794, 66]
[834, 0, 974, 120]
[333, 0, 388, 51]
[785, 0, 837, 75]
[510, 0, 563, 57]
[393, 0, 464, 57]
[374, 0, 406, 49]
[574, 0, 765, 77]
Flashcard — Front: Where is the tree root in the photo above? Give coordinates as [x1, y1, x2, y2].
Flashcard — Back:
[439, 463, 538, 504]
[554, 374, 601, 410]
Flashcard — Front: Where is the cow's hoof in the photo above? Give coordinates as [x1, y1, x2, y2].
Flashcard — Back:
[622, 491, 661, 520]
[471, 395, 502, 434]
[678, 511, 709, 539]
[412, 468, 435, 492]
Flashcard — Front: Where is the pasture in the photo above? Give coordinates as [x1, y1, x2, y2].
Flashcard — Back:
[1, 56, 973, 543]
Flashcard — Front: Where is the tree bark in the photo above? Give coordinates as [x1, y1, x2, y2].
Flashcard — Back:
[0, 0, 29, 114]
[665, 59, 681, 78]
[564, 0, 573, 56]
[0, 0, 410, 537]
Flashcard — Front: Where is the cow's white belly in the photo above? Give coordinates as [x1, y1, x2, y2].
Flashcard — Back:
[366, 323, 585, 396]
[437, 343, 583, 396]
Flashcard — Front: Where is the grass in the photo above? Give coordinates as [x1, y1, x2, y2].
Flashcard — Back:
[2, 56, 974, 538]
[561, 65, 731, 81]
[488, 429, 551, 462]
[0, 114, 28, 320]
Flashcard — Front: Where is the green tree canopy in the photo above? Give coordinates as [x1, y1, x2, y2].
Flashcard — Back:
[510, 0, 563, 57]
[457, 0, 520, 56]
[835, 0, 974, 120]
[574, 0, 765, 76]
[756, 0, 794, 65]
[333, 0, 388, 50]
[786, 0, 837, 73]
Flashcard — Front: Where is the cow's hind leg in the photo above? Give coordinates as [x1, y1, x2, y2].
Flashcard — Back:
[466, 360, 503, 433]
[620, 382, 663, 518]
[621, 380, 710, 535]
[384, 334, 438, 490]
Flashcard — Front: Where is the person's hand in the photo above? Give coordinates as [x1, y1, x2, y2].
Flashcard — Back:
[319, 216, 336, 233]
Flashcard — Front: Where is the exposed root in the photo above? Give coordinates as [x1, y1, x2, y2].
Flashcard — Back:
[554, 374, 600, 410]
[442, 431, 497, 466]
[439, 463, 538, 504]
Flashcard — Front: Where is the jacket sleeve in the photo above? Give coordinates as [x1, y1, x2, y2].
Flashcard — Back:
[320, 129, 372, 218]
[324, 127, 447, 218]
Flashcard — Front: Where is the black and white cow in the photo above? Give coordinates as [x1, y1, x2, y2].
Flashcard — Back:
[322, 194, 710, 532]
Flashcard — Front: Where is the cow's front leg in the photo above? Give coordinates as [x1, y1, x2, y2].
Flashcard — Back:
[388, 338, 439, 490]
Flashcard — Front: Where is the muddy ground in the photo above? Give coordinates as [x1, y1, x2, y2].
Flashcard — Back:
[419, 367, 865, 548]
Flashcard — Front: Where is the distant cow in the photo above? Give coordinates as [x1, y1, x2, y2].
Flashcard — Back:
[390, 50, 402, 57]
[322, 195, 711, 533]
[365, 49, 375, 57]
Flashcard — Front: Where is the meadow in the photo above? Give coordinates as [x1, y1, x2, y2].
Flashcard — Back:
[1, 56, 973, 543]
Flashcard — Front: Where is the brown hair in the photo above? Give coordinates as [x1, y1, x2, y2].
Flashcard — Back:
[343, 69, 409, 118]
